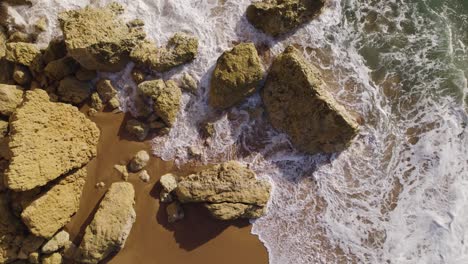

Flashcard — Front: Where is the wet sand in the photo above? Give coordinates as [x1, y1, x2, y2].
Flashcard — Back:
[65, 110, 268, 264]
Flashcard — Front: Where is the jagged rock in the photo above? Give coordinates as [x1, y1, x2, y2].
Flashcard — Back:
[139, 170, 150, 183]
[76, 182, 136, 263]
[246, 0, 326, 36]
[137, 79, 181, 127]
[209, 43, 264, 109]
[0, 84, 23, 116]
[166, 201, 184, 223]
[57, 76, 92, 104]
[128, 150, 149, 172]
[0, 193, 25, 263]
[59, 4, 143, 72]
[204, 203, 266, 220]
[21, 168, 86, 238]
[44, 57, 79, 81]
[43, 39, 67, 64]
[90, 92, 103, 111]
[262, 46, 359, 154]
[34, 17, 47, 33]
[113, 164, 129, 181]
[5, 89, 99, 191]
[180, 73, 198, 93]
[75, 68, 96, 81]
[125, 119, 149, 141]
[41, 230, 70, 254]
[130, 33, 198, 72]
[5, 42, 41, 67]
[42, 253, 62, 264]
[12, 64, 31, 85]
[160, 173, 177, 193]
[96, 79, 117, 103]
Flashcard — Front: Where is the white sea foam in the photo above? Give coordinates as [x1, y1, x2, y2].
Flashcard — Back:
[10, 0, 468, 263]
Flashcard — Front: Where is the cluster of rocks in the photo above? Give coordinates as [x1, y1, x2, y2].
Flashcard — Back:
[114, 150, 151, 183]
[159, 161, 271, 222]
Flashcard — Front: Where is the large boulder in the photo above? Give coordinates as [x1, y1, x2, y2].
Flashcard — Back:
[58, 4, 144, 72]
[0, 84, 23, 116]
[137, 79, 182, 127]
[175, 161, 271, 220]
[21, 168, 86, 238]
[130, 33, 198, 72]
[246, 0, 325, 36]
[5, 89, 100, 191]
[76, 182, 136, 263]
[262, 46, 359, 154]
[209, 43, 264, 109]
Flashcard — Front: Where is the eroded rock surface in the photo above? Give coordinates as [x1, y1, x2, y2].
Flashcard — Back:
[0, 84, 23, 116]
[209, 43, 264, 109]
[246, 0, 326, 36]
[5, 42, 41, 67]
[5, 89, 100, 191]
[76, 182, 136, 263]
[262, 46, 359, 154]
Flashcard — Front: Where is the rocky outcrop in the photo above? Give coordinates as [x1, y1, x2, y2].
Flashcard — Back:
[21, 168, 86, 238]
[5, 89, 100, 191]
[0, 193, 25, 263]
[175, 161, 271, 220]
[0, 84, 23, 116]
[76, 182, 136, 263]
[5, 42, 41, 67]
[59, 4, 144, 72]
[246, 0, 326, 36]
[262, 46, 359, 154]
[137, 79, 182, 126]
[130, 33, 198, 72]
[209, 43, 264, 109]
[57, 76, 92, 104]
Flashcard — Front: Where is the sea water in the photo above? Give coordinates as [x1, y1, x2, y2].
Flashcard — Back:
[10, 0, 468, 263]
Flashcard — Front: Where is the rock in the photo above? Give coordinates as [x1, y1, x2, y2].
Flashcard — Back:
[90, 92, 103, 111]
[108, 96, 120, 110]
[125, 119, 149, 141]
[41, 230, 70, 254]
[137, 79, 181, 127]
[159, 191, 173, 203]
[160, 173, 177, 193]
[128, 150, 150, 172]
[12, 64, 31, 85]
[0, 84, 23, 116]
[21, 168, 86, 238]
[187, 146, 202, 159]
[5, 42, 41, 67]
[0, 29, 6, 59]
[44, 57, 79, 81]
[34, 17, 47, 32]
[43, 39, 67, 64]
[130, 33, 198, 72]
[76, 182, 136, 263]
[42, 253, 62, 264]
[75, 68, 96, 81]
[166, 201, 184, 223]
[96, 79, 117, 103]
[201, 121, 215, 138]
[204, 203, 266, 220]
[131, 67, 145, 84]
[87, 108, 97, 117]
[57, 77, 92, 104]
[113, 164, 129, 181]
[246, 0, 326, 36]
[28, 252, 39, 264]
[95, 182, 105, 188]
[262, 46, 359, 154]
[180, 73, 198, 93]
[8, 32, 33, 44]
[5, 89, 99, 191]
[59, 4, 142, 72]
[139, 170, 150, 183]
[0, 119, 8, 137]
[18, 235, 44, 260]
[209, 43, 264, 109]
[0, 193, 25, 263]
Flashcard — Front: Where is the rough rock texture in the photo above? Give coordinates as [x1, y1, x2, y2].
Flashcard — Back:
[209, 43, 264, 109]
[262, 46, 359, 154]
[42, 230, 70, 254]
[0, 84, 23, 116]
[180, 73, 198, 93]
[160, 173, 177, 193]
[0, 193, 25, 263]
[0, 29, 6, 59]
[175, 161, 271, 220]
[246, 0, 326, 36]
[5, 89, 100, 191]
[42, 253, 62, 264]
[137, 79, 182, 127]
[57, 76, 92, 104]
[90, 92, 103, 111]
[21, 168, 86, 238]
[130, 33, 198, 72]
[76, 182, 136, 263]
[13, 64, 31, 85]
[59, 4, 144, 72]
[44, 57, 79, 81]
[5, 42, 41, 67]
[128, 150, 150, 172]
[96, 79, 117, 102]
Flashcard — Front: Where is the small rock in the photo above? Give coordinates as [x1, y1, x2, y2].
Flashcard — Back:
[187, 146, 202, 159]
[42, 252, 62, 264]
[139, 170, 150, 183]
[166, 201, 184, 223]
[34, 17, 47, 32]
[96, 79, 117, 102]
[131, 67, 145, 84]
[95, 182, 105, 189]
[75, 68, 97, 81]
[12, 64, 31, 85]
[201, 122, 215, 138]
[114, 164, 129, 181]
[28, 252, 40, 264]
[42, 230, 70, 254]
[90, 92, 103, 111]
[0, 84, 23, 116]
[128, 150, 150, 172]
[159, 173, 177, 193]
[108, 96, 121, 110]
[125, 119, 149, 141]
[87, 108, 97, 117]
[159, 191, 173, 203]
[57, 77, 92, 104]
[180, 73, 198, 93]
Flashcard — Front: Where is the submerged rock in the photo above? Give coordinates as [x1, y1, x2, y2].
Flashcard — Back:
[262, 46, 359, 154]
[5, 89, 100, 191]
[209, 43, 264, 109]
[175, 161, 271, 220]
[59, 4, 143, 72]
[76, 182, 136, 263]
[21, 168, 86, 238]
[0, 84, 23, 116]
[5, 42, 41, 67]
[246, 0, 326, 36]
[57, 76, 92, 104]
